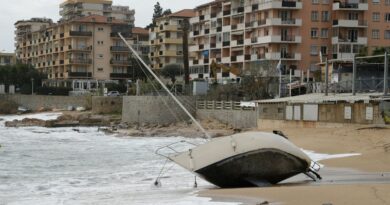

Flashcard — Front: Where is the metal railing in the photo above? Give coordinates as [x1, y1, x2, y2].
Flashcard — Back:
[197, 101, 255, 111]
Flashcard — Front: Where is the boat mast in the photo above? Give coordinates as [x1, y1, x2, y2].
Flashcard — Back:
[118, 33, 211, 139]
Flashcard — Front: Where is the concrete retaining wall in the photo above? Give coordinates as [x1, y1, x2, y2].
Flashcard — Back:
[1, 94, 91, 111]
[92, 96, 122, 114]
[122, 96, 196, 125]
[196, 109, 258, 129]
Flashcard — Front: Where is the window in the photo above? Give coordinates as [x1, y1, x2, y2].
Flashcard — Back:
[348, 12, 358, 20]
[385, 13, 390, 22]
[98, 54, 103, 59]
[372, 12, 380, 22]
[372, 29, 380, 39]
[311, 28, 318, 38]
[320, 46, 328, 55]
[385, 30, 390, 39]
[310, 45, 318, 55]
[372, 0, 380, 4]
[321, 28, 329, 38]
[311, 11, 319, 21]
[97, 41, 104, 45]
[386, 0, 390, 5]
[97, 67, 103, 72]
[321, 11, 329, 22]
[322, 0, 329, 4]
[312, 0, 319, 4]
[98, 27, 104, 31]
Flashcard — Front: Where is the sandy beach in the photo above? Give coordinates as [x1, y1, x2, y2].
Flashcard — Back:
[201, 126, 390, 205]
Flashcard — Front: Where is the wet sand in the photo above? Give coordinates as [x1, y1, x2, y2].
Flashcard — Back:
[200, 126, 390, 205]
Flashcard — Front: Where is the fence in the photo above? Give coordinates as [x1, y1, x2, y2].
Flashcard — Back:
[306, 77, 390, 94]
[196, 100, 257, 129]
[196, 100, 255, 111]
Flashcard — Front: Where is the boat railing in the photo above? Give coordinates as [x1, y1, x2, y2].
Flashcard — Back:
[155, 140, 199, 159]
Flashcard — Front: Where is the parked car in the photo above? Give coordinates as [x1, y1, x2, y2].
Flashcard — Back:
[107, 91, 120, 96]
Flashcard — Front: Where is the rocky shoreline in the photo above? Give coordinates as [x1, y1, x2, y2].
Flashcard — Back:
[4, 111, 237, 138]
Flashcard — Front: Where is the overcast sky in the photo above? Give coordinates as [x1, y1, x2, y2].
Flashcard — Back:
[0, 0, 210, 53]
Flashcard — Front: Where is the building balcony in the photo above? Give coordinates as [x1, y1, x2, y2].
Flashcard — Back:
[265, 52, 301, 61]
[66, 72, 92, 78]
[69, 58, 92, 65]
[190, 16, 200, 24]
[110, 59, 131, 65]
[332, 2, 368, 11]
[110, 73, 132, 79]
[110, 32, 132, 38]
[253, 35, 302, 44]
[231, 23, 245, 31]
[332, 19, 368, 28]
[334, 53, 355, 60]
[266, 18, 302, 26]
[189, 45, 199, 52]
[222, 25, 231, 32]
[69, 31, 92, 37]
[221, 57, 230, 64]
[256, 0, 302, 11]
[244, 4, 257, 13]
[231, 55, 245, 62]
[69, 45, 93, 52]
[159, 50, 180, 57]
[162, 38, 183, 44]
[110, 46, 129, 52]
[331, 36, 367, 45]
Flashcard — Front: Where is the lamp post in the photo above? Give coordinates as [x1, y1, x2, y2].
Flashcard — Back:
[31, 78, 34, 95]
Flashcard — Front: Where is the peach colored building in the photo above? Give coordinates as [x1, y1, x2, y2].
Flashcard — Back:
[149, 9, 195, 71]
[15, 15, 133, 89]
[189, 0, 390, 82]
[60, 0, 135, 26]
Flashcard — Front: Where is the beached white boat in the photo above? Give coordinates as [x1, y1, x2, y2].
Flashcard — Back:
[156, 131, 317, 188]
[119, 34, 320, 188]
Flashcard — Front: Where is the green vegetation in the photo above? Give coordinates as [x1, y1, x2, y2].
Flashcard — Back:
[160, 64, 184, 85]
[0, 64, 46, 93]
[145, 2, 172, 29]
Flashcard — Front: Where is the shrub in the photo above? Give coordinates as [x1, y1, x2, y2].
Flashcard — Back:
[36, 86, 72, 96]
[0, 100, 18, 114]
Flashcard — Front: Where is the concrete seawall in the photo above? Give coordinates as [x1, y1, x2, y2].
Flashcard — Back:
[92, 96, 122, 114]
[0, 94, 91, 110]
[122, 96, 196, 125]
[196, 109, 257, 129]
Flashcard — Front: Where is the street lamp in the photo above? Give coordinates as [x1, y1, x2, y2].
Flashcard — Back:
[31, 78, 34, 95]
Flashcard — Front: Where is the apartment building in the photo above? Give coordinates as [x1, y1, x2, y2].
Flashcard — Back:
[131, 27, 150, 61]
[0, 52, 16, 66]
[189, 0, 390, 82]
[149, 9, 195, 71]
[15, 18, 54, 61]
[15, 15, 133, 89]
[60, 0, 135, 26]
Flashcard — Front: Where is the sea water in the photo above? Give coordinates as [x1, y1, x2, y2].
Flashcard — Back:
[0, 113, 238, 205]
[0, 113, 360, 205]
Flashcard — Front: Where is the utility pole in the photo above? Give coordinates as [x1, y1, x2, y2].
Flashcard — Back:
[289, 68, 292, 97]
[325, 58, 329, 96]
[352, 54, 357, 96]
[384, 52, 389, 95]
[31, 78, 34, 95]
[181, 19, 190, 86]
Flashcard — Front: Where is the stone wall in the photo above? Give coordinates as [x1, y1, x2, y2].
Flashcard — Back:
[1, 94, 91, 111]
[92, 96, 122, 114]
[196, 109, 258, 129]
[122, 96, 196, 125]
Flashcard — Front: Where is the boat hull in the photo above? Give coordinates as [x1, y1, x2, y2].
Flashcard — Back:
[195, 148, 309, 188]
[168, 131, 312, 188]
